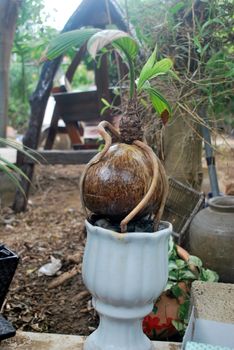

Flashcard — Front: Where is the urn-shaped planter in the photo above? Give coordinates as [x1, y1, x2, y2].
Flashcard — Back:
[82, 219, 172, 350]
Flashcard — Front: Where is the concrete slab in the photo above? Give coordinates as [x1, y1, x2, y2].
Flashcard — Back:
[182, 281, 234, 349]
[0, 331, 181, 350]
[191, 281, 234, 323]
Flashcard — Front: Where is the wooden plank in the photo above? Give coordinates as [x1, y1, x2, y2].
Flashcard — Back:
[23, 150, 97, 165]
[65, 122, 83, 146]
[53, 89, 121, 123]
[44, 105, 60, 150]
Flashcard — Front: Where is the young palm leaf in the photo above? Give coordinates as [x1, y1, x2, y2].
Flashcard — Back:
[43, 28, 101, 61]
[45, 28, 174, 141]
[0, 138, 41, 164]
[0, 138, 41, 195]
[87, 30, 138, 99]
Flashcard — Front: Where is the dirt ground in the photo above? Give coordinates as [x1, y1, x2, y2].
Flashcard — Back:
[0, 136, 233, 338]
[0, 164, 98, 336]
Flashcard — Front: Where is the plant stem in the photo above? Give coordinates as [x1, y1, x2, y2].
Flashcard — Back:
[127, 54, 136, 100]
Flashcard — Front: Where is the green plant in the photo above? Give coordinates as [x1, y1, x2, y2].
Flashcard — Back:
[124, 0, 234, 129]
[9, 0, 57, 130]
[0, 138, 39, 194]
[44, 28, 174, 232]
[166, 237, 219, 333]
[45, 29, 173, 122]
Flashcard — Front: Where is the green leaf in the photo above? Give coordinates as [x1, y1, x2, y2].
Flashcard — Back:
[176, 259, 186, 269]
[87, 30, 138, 99]
[168, 70, 182, 82]
[168, 261, 178, 270]
[165, 281, 175, 290]
[112, 36, 138, 61]
[112, 36, 138, 98]
[169, 2, 185, 15]
[188, 255, 203, 268]
[172, 320, 186, 332]
[100, 106, 110, 116]
[0, 156, 30, 183]
[171, 284, 183, 298]
[87, 30, 138, 60]
[101, 98, 111, 108]
[137, 57, 173, 91]
[201, 18, 225, 32]
[0, 163, 25, 195]
[147, 87, 172, 120]
[136, 48, 157, 90]
[180, 270, 197, 280]
[0, 138, 41, 163]
[44, 28, 101, 60]
[169, 271, 179, 281]
[193, 36, 202, 54]
[200, 268, 219, 282]
[178, 300, 190, 320]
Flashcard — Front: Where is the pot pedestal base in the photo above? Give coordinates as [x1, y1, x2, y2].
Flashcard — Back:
[84, 300, 154, 350]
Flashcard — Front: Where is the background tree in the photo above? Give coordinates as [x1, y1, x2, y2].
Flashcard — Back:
[0, 0, 20, 138]
[9, 0, 57, 131]
[120, 0, 234, 189]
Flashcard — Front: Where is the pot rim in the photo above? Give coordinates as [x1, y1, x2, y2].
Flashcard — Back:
[208, 195, 234, 212]
[85, 219, 172, 240]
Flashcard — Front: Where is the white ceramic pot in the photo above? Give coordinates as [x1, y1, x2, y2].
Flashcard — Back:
[82, 220, 172, 350]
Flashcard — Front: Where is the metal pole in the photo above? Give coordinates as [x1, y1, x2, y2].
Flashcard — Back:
[201, 108, 220, 197]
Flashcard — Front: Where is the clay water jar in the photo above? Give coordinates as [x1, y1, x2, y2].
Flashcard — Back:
[189, 196, 234, 283]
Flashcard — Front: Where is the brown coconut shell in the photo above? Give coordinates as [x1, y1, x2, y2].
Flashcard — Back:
[82, 142, 164, 220]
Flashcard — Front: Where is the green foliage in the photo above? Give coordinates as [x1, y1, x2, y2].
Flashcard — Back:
[9, 0, 57, 130]
[166, 237, 219, 333]
[87, 30, 138, 61]
[137, 49, 173, 91]
[0, 138, 39, 194]
[46, 28, 174, 118]
[120, 0, 234, 130]
[45, 28, 101, 61]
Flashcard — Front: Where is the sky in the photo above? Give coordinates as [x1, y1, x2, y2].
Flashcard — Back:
[44, 0, 82, 31]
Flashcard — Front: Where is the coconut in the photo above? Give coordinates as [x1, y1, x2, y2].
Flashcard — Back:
[82, 142, 164, 221]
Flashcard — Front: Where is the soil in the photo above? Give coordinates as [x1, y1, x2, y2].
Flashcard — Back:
[0, 135, 233, 338]
[0, 165, 98, 336]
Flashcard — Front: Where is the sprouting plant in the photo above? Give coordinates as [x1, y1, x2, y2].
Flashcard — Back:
[45, 29, 173, 128]
[44, 29, 174, 232]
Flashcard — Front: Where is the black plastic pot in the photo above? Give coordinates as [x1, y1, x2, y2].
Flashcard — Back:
[0, 244, 19, 340]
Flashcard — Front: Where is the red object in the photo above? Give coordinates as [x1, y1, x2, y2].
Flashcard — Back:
[142, 295, 178, 339]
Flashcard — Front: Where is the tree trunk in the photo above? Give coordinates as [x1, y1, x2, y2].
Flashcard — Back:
[163, 115, 203, 190]
[0, 0, 19, 138]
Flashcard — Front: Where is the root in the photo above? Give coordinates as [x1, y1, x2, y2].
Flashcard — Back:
[120, 140, 160, 233]
[80, 121, 120, 217]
